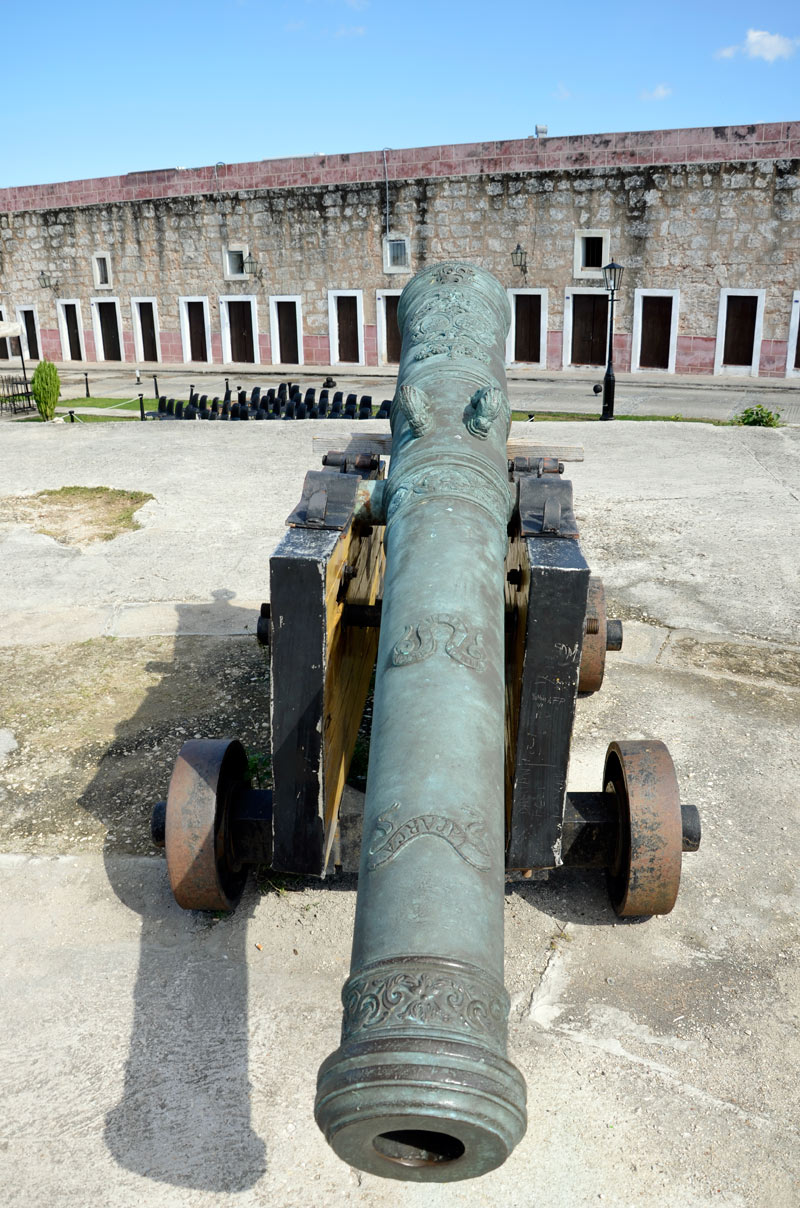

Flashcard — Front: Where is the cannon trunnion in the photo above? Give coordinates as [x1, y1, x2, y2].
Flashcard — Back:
[152, 262, 700, 1183]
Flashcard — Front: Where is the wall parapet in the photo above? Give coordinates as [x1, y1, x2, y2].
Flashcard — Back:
[1, 122, 798, 215]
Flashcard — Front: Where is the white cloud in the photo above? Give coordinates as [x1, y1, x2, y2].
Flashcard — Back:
[334, 24, 366, 37]
[745, 28, 797, 60]
[715, 28, 799, 62]
[552, 82, 571, 101]
[640, 83, 672, 101]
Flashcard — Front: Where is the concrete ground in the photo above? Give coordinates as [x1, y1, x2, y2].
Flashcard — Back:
[0, 418, 798, 1206]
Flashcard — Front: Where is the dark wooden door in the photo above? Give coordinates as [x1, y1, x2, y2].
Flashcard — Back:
[277, 301, 299, 363]
[0, 308, 8, 359]
[138, 302, 158, 361]
[385, 295, 401, 362]
[187, 302, 207, 361]
[639, 296, 672, 369]
[514, 294, 541, 362]
[97, 302, 121, 361]
[723, 296, 757, 366]
[571, 294, 608, 365]
[795, 319, 800, 370]
[22, 309, 40, 360]
[63, 304, 82, 360]
[228, 300, 255, 362]
[336, 295, 359, 362]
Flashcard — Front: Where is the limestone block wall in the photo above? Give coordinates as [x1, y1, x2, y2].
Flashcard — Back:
[0, 125, 798, 377]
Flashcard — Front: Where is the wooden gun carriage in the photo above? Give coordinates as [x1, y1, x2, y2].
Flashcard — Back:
[152, 262, 700, 1182]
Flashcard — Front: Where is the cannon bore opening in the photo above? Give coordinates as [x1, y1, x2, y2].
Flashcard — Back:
[372, 1129, 466, 1166]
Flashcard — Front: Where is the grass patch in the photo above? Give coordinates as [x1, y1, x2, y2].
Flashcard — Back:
[20, 411, 139, 423]
[0, 485, 154, 545]
[58, 397, 158, 412]
[511, 409, 728, 425]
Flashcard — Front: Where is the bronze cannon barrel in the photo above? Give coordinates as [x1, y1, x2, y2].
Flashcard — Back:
[315, 262, 527, 1181]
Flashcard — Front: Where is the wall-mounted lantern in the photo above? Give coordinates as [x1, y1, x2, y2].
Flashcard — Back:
[37, 270, 60, 292]
[511, 244, 528, 279]
[243, 252, 263, 282]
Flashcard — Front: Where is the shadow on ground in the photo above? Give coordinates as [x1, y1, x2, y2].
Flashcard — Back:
[77, 594, 270, 1191]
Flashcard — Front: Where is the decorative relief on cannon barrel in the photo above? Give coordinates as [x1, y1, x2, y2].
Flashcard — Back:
[341, 956, 509, 1045]
[465, 386, 511, 440]
[391, 613, 486, 670]
[385, 462, 513, 530]
[392, 383, 434, 437]
[428, 263, 477, 286]
[367, 802, 492, 871]
[402, 275, 498, 366]
[411, 339, 492, 366]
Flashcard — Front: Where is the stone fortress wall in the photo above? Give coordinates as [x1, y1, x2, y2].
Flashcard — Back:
[0, 122, 798, 377]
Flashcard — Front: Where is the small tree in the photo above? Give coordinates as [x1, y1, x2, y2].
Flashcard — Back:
[31, 360, 61, 421]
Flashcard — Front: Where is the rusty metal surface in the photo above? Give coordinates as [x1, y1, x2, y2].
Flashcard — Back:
[164, 738, 249, 911]
[578, 577, 607, 694]
[604, 739, 683, 917]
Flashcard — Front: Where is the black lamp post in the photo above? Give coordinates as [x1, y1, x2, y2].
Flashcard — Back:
[600, 260, 624, 420]
[511, 244, 528, 279]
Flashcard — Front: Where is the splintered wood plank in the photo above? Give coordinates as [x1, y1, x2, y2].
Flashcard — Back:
[312, 434, 584, 463]
[321, 522, 384, 871]
[270, 459, 385, 875]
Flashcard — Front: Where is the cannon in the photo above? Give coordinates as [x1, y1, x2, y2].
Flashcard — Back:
[152, 261, 700, 1181]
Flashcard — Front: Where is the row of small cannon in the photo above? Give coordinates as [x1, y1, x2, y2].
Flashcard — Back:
[151, 383, 390, 421]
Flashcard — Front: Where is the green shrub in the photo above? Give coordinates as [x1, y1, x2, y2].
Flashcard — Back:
[31, 360, 61, 421]
[733, 404, 781, 428]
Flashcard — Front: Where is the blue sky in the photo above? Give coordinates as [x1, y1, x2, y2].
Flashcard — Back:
[4, 0, 798, 187]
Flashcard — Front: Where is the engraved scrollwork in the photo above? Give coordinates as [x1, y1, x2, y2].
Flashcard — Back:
[428, 263, 476, 287]
[385, 462, 512, 528]
[403, 280, 498, 366]
[411, 339, 492, 365]
[367, 801, 491, 870]
[465, 386, 511, 440]
[391, 613, 486, 670]
[342, 962, 509, 1043]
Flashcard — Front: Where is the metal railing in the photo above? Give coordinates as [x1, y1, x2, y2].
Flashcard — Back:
[0, 375, 34, 415]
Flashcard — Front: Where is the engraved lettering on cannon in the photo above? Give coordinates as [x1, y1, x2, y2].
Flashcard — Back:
[367, 801, 491, 871]
[391, 613, 486, 670]
[341, 963, 508, 1041]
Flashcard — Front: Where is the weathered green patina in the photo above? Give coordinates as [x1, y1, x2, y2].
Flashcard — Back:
[314, 262, 527, 1181]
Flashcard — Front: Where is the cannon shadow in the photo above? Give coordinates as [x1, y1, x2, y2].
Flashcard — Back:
[78, 592, 268, 1191]
[508, 868, 653, 927]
